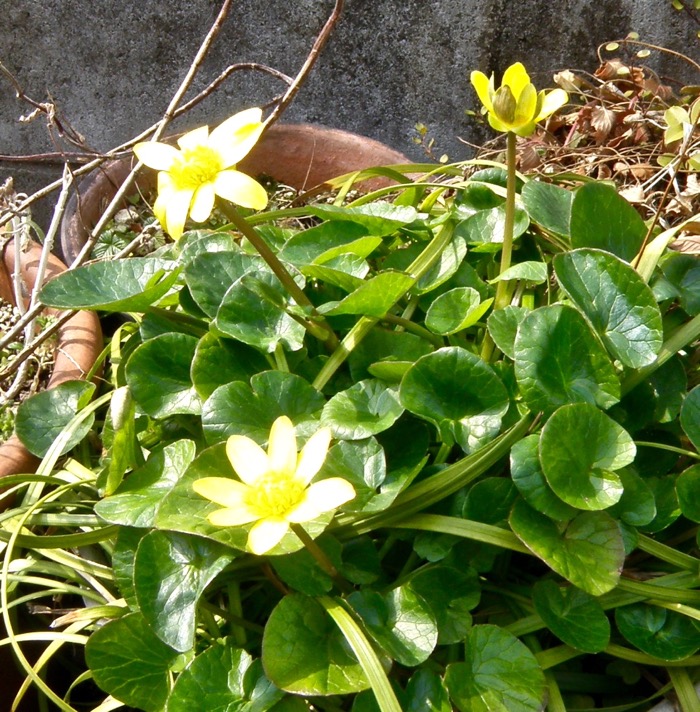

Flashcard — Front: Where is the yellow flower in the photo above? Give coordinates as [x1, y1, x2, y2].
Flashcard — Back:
[192, 416, 355, 555]
[470, 62, 568, 137]
[133, 107, 269, 240]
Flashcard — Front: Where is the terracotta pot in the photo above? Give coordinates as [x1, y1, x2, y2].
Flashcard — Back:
[0, 238, 103, 490]
[59, 122, 411, 265]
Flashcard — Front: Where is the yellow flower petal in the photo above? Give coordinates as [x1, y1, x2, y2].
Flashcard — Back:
[268, 416, 298, 475]
[134, 141, 179, 171]
[286, 478, 356, 523]
[535, 88, 568, 122]
[514, 82, 538, 127]
[189, 182, 216, 223]
[160, 187, 194, 240]
[248, 517, 289, 555]
[214, 170, 268, 210]
[210, 107, 266, 167]
[226, 434, 270, 485]
[208, 506, 260, 527]
[177, 125, 210, 151]
[470, 70, 494, 112]
[502, 62, 531, 100]
[192, 476, 248, 507]
[295, 427, 332, 485]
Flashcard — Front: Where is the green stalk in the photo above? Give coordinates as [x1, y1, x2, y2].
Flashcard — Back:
[291, 524, 352, 594]
[481, 130, 517, 362]
[318, 596, 402, 712]
[667, 667, 700, 712]
[221, 203, 339, 349]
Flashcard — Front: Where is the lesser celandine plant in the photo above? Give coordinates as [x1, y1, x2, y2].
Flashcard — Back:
[4, 60, 700, 712]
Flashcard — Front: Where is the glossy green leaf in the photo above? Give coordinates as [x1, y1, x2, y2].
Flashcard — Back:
[215, 270, 306, 352]
[278, 221, 370, 264]
[486, 306, 528, 360]
[638, 475, 682, 533]
[405, 670, 451, 712]
[554, 249, 663, 368]
[126, 333, 201, 417]
[521, 179, 573, 237]
[318, 271, 414, 317]
[660, 252, 700, 315]
[680, 384, 700, 451]
[454, 204, 530, 248]
[514, 304, 620, 414]
[463, 478, 517, 526]
[102, 385, 140, 495]
[539, 403, 635, 511]
[509, 499, 625, 595]
[425, 287, 492, 335]
[85, 612, 181, 711]
[408, 566, 480, 644]
[39, 257, 180, 311]
[191, 332, 268, 400]
[183, 250, 259, 317]
[399, 347, 509, 453]
[570, 182, 646, 261]
[112, 527, 144, 609]
[303, 260, 367, 293]
[166, 643, 284, 712]
[615, 604, 700, 661]
[676, 464, 700, 522]
[490, 261, 548, 284]
[202, 370, 324, 445]
[607, 468, 657, 526]
[134, 530, 233, 652]
[414, 233, 468, 294]
[531, 579, 610, 653]
[510, 435, 577, 522]
[347, 586, 438, 666]
[321, 380, 403, 439]
[309, 202, 418, 236]
[444, 625, 546, 712]
[15, 380, 95, 457]
[95, 439, 196, 527]
[262, 594, 369, 695]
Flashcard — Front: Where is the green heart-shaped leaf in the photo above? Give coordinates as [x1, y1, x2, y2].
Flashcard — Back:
[135, 530, 234, 652]
[318, 271, 414, 317]
[347, 586, 438, 666]
[539, 403, 635, 511]
[262, 594, 369, 695]
[532, 579, 610, 653]
[521, 179, 573, 237]
[166, 643, 283, 712]
[444, 625, 546, 712]
[40, 257, 180, 311]
[554, 248, 663, 368]
[514, 304, 620, 414]
[15, 380, 95, 457]
[509, 499, 624, 595]
[399, 347, 509, 453]
[201, 370, 324, 445]
[425, 287, 492, 335]
[570, 182, 646, 261]
[321, 380, 404, 439]
[85, 612, 180, 711]
[126, 333, 201, 417]
[615, 603, 700, 661]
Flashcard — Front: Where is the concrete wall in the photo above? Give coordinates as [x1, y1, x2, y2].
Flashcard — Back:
[1, 1, 697, 221]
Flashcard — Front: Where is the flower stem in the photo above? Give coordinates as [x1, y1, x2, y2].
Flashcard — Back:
[220, 203, 339, 348]
[494, 130, 518, 310]
[290, 523, 352, 594]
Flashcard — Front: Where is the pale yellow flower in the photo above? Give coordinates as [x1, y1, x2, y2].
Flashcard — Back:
[470, 62, 568, 137]
[134, 107, 268, 240]
[192, 416, 356, 555]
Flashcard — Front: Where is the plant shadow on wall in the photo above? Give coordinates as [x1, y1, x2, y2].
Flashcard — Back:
[1, 3, 700, 710]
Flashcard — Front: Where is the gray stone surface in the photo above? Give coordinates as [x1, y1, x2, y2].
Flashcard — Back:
[1, 0, 698, 224]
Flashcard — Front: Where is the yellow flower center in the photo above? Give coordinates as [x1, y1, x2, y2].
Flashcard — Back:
[170, 146, 223, 191]
[247, 473, 306, 518]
